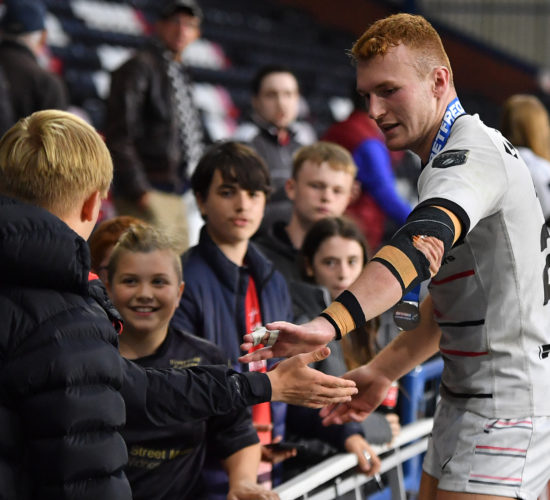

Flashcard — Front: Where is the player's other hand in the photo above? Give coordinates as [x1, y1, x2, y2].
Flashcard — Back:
[267, 346, 357, 408]
[239, 316, 335, 363]
[320, 364, 392, 425]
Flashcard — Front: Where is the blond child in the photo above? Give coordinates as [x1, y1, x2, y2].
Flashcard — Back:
[0, 110, 357, 499]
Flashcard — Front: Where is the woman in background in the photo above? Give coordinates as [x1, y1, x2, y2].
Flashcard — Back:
[282, 216, 397, 486]
[501, 94, 550, 224]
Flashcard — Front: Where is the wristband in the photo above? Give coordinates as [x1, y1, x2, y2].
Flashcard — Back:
[320, 290, 366, 341]
[320, 312, 342, 340]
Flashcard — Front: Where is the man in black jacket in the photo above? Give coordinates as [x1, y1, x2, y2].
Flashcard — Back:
[106, 0, 206, 253]
[0, 109, 357, 499]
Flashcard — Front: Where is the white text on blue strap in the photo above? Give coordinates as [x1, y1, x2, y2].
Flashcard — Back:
[429, 98, 465, 162]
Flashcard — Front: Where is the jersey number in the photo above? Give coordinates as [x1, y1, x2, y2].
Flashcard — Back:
[542, 223, 550, 306]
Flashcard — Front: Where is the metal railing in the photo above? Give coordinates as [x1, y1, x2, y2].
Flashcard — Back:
[275, 418, 433, 500]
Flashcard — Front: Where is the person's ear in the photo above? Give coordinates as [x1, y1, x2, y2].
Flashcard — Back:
[81, 190, 102, 223]
[432, 66, 450, 98]
[348, 179, 360, 205]
[285, 177, 296, 201]
[195, 193, 207, 218]
[39, 30, 47, 48]
[193, 25, 201, 42]
[304, 259, 315, 278]
[251, 95, 260, 114]
[177, 281, 185, 300]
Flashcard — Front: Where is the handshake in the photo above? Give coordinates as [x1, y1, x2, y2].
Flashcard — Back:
[239, 319, 386, 427]
[243, 325, 357, 409]
[263, 344, 357, 408]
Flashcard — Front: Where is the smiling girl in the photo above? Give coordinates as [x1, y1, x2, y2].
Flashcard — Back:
[106, 224, 275, 500]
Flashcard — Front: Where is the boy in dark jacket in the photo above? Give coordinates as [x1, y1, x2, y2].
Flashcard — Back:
[0, 110, 357, 500]
[172, 141, 295, 491]
[170, 142, 380, 491]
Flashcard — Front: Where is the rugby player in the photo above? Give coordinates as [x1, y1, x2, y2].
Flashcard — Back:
[240, 13, 550, 500]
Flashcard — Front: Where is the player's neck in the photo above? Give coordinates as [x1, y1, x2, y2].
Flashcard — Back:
[419, 92, 459, 164]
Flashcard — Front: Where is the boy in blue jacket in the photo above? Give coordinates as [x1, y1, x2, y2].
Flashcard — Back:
[172, 141, 295, 491]
[172, 141, 381, 493]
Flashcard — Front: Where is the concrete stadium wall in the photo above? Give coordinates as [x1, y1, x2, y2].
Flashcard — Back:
[278, 0, 538, 104]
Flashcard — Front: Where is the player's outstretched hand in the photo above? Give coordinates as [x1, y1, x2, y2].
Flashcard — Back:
[319, 364, 392, 425]
[267, 346, 357, 408]
[239, 316, 335, 363]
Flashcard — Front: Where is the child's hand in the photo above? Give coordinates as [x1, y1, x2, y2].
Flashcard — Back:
[266, 347, 357, 408]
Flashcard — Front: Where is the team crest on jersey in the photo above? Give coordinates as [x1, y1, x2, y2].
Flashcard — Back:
[433, 149, 469, 169]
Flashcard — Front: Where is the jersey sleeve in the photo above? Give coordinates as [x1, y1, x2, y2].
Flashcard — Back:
[418, 134, 509, 234]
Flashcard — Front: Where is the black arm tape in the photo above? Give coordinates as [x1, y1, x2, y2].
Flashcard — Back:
[416, 198, 468, 244]
[376, 205, 456, 294]
[403, 205, 456, 249]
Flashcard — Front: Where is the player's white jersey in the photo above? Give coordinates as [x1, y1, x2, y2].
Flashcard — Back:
[419, 113, 550, 417]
